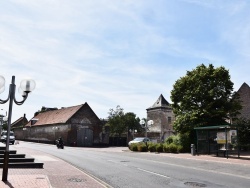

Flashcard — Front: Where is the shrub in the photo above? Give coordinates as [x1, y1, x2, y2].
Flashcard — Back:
[137, 143, 148, 152]
[164, 133, 193, 153]
[165, 136, 174, 144]
[178, 132, 193, 152]
[177, 145, 184, 153]
[163, 143, 170, 153]
[165, 135, 181, 145]
[129, 143, 138, 151]
[168, 143, 178, 153]
[148, 142, 156, 152]
[155, 143, 163, 152]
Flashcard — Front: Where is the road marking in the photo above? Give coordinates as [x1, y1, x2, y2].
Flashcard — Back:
[137, 168, 170, 179]
[108, 158, 250, 181]
[147, 159, 250, 180]
[107, 160, 119, 163]
[107, 159, 170, 178]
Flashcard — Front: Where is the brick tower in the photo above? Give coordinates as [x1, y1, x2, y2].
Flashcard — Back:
[146, 94, 174, 142]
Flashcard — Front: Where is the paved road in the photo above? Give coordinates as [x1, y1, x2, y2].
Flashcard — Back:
[12, 142, 250, 188]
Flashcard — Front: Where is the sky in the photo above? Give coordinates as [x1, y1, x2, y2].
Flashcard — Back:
[0, 0, 250, 122]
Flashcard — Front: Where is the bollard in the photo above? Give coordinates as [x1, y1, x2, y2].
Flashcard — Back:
[191, 144, 196, 156]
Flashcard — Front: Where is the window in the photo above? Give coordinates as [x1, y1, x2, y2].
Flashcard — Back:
[168, 117, 171, 124]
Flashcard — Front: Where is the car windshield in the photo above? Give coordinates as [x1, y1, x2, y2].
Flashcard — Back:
[133, 138, 145, 141]
[1, 132, 14, 136]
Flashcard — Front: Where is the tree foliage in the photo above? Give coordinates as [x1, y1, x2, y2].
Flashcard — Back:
[235, 118, 250, 150]
[170, 64, 241, 133]
[107, 105, 141, 136]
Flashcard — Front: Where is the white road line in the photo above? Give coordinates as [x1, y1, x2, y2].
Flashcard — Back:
[107, 159, 169, 178]
[137, 168, 170, 179]
[108, 158, 250, 180]
[148, 159, 250, 180]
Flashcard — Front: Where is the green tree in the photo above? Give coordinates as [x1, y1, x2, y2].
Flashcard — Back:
[107, 106, 141, 137]
[107, 105, 125, 137]
[171, 64, 241, 133]
[123, 112, 141, 132]
[235, 118, 250, 150]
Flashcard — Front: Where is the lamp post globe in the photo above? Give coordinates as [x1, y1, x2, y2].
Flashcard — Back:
[140, 119, 154, 138]
[0, 75, 35, 182]
[140, 119, 145, 127]
[20, 79, 36, 93]
[147, 120, 154, 126]
[0, 76, 5, 89]
[0, 86, 5, 94]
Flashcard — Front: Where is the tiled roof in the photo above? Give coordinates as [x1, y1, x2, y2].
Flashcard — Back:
[237, 82, 250, 92]
[12, 117, 23, 126]
[236, 82, 250, 120]
[25, 104, 84, 126]
[11, 114, 28, 128]
[147, 94, 170, 109]
[11, 117, 25, 127]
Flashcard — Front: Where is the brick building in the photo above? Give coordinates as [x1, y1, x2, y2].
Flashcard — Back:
[11, 114, 28, 129]
[13, 103, 109, 146]
[147, 94, 175, 142]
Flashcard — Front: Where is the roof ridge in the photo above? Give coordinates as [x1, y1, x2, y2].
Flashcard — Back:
[237, 82, 250, 92]
[25, 104, 85, 126]
[148, 94, 170, 109]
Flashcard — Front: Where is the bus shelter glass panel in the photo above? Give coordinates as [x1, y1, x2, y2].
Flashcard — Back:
[197, 130, 208, 154]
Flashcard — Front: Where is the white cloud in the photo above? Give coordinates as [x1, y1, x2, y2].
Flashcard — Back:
[0, 0, 250, 121]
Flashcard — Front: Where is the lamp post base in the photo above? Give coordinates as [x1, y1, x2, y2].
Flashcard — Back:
[2, 151, 10, 181]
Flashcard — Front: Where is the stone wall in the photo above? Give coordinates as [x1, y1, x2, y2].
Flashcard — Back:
[13, 104, 108, 146]
[14, 124, 70, 145]
[147, 107, 174, 142]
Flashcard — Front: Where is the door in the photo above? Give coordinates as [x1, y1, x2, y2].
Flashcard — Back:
[77, 128, 93, 147]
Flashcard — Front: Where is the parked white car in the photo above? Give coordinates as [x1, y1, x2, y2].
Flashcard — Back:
[1, 131, 15, 144]
[128, 137, 151, 146]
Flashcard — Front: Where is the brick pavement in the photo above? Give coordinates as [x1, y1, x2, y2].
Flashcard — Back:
[1, 143, 250, 188]
[0, 143, 108, 188]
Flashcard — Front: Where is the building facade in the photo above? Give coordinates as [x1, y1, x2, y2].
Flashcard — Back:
[11, 114, 28, 129]
[13, 103, 109, 146]
[147, 94, 175, 142]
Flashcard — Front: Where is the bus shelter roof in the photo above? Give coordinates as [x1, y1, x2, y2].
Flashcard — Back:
[194, 125, 239, 130]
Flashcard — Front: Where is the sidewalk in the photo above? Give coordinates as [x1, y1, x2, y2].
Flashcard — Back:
[0, 142, 108, 188]
[146, 150, 250, 166]
[88, 146, 250, 166]
[1, 143, 250, 188]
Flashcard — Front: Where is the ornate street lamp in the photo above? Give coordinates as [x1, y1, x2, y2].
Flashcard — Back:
[0, 75, 35, 181]
[129, 129, 137, 139]
[140, 119, 154, 137]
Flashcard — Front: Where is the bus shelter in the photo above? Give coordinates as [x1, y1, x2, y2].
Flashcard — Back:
[194, 125, 240, 159]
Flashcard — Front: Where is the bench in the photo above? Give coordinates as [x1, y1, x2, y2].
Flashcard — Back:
[216, 149, 227, 157]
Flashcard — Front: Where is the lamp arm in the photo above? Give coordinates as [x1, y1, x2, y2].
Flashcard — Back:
[14, 92, 29, 105]
[0, 87, 11, 104]
[0, 98, 9, 104]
